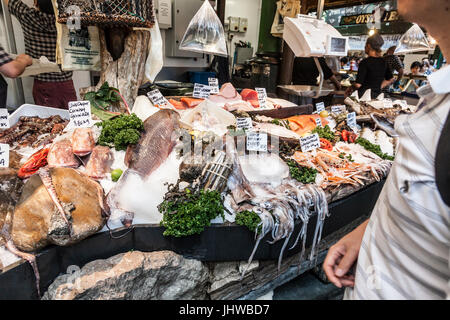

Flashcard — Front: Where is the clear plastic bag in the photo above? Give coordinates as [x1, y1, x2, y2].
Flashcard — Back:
[179, 1, 228, 57]
[145, 6, 163, 83]
[395, 24, 430, 55]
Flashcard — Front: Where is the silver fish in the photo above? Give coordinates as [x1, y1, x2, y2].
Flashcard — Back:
[370, 113, 399, 137]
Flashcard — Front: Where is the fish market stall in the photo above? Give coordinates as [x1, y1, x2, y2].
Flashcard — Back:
[0, 79, 406, 299]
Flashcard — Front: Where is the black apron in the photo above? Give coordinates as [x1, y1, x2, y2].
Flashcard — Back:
[0, 74, 7, 108]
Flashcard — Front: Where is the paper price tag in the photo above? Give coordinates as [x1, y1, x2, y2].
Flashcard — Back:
[68, 101, 92, 128]
[316, 102, 325, 113]
[0, 109, 10, 129]
[193, 83, 212, 99]
[331, 105, 346, 114]
[255, 87, 268, 109]
[236, 117, 253, 131]
[347, 112, 357, 130]
[300, 133, 320, 153]
[246, 132, 268, 152]
[315, 117, 322, 127]
[147, 89, 172, 108]
[0, 144, 9, 168]
[398, 100, 408, 108]
[208, 78, 219, 94]
[383, 99, 393, 109]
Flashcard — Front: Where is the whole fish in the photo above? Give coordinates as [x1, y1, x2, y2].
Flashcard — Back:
[370, 113, 399, 137]
[108, 110, 181, 227]
[125, 109, 180, 176]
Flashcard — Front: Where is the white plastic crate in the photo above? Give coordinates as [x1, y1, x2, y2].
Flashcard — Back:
[8, 104, 70, 126]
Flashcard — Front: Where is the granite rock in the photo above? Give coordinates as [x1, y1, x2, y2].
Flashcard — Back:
[42, 250, 209, 300]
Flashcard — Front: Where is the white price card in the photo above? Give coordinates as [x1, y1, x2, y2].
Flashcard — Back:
[147, 89, 172, 108]
[68, 101, 92, 128]
[398, 100, 408, 108]
[0, 143, 9, 168]
[208, 78, 219, 94]
[383, 99, 393, 109]
[236, 117, 253, 131]
[347, 112, 357, 130]
[0, 109, 10, 129]
[300, 133, 320, 153]
[193, 83, 212, 99]
[255, 87, 268, 109]
[331, 105, 346, 114]
[316, 102, 325, 113]
[315, 117, 322, 127]
[246, 131, 268, 152]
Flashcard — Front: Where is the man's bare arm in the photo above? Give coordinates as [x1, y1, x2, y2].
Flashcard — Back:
[0, 54, 32, 78]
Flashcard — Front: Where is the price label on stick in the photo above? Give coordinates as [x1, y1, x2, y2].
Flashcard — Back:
[193, 83, 212, 99]
[246, 131, 268, 152]
[331, 105, 346, 114]
[383, 99, 393, 109]
[0, 109, 10, 129]
[208, 78, 219, 94]
[147, 89, 172, 108]
[236, 117, 253, 131]
[68, 101, 92, 128]
[300, 133, 320, 153]
[316, 102, 325, 113]
[315, 117, 322, 128]
[0, 144, 9, 168]
[347, 112, 357, 130]
[255, 87, 268, 109]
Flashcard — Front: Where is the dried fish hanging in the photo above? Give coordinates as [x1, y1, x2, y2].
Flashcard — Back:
[55, 0, 155, 28]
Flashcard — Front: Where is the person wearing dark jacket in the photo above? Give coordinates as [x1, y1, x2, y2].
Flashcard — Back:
[345, 34, 394, 99]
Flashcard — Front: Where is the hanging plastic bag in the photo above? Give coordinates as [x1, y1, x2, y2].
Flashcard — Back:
[145, 7, 164, 83]
[395, 24, 430, 55]
[179, 1, 228, 57]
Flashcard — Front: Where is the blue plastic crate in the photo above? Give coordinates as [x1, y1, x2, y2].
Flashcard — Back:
[188, 72, 216, 85]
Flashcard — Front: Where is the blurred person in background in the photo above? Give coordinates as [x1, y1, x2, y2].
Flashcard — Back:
[5, 0, 77, 109]
[410, 61, 427, 90]
[384, 46, 404, 87]
[324, 0, 450, 300]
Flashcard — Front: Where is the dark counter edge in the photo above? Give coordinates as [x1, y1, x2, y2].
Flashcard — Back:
[0, 180, 385, 300]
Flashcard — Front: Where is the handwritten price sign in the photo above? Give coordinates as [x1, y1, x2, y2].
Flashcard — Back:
[68, 101, 92, 128]
[0, 109, 10, 129]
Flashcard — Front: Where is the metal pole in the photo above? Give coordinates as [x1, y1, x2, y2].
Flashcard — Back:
[316, 0, 325, 19]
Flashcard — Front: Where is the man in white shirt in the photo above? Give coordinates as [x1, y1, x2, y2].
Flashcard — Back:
[323, 0, 450, 299]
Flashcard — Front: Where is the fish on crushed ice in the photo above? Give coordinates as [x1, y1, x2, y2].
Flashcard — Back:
[47, 140, 80, 168]
[85, 146, 113, 180]
[107, 110, 181, 227]
[71, 128, 95, 157]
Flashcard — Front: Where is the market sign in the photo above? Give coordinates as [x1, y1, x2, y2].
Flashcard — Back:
[255, 88, 268, 109]
[246, 131, 268, 152]
[68, 101, 92, 128]
[193, 83, 212, 99]
[340, 10, 400, 26]
[300, 133, 320, 153]
[0, 109, 9, 129]
[0, 143, 9, 168]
